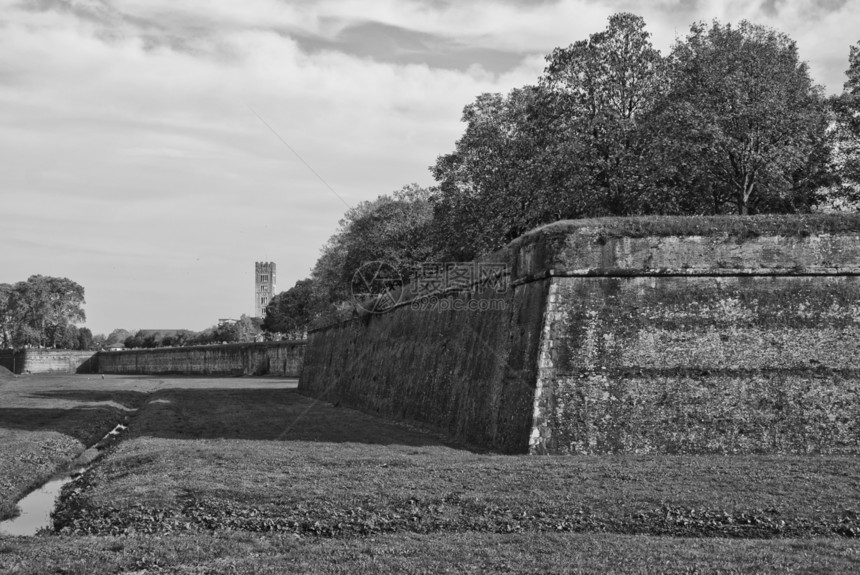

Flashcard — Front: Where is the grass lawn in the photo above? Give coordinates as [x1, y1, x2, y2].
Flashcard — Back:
[1, 374, 859, 573]
[2, 531, 859, 574]
[0, 374, 151, 521]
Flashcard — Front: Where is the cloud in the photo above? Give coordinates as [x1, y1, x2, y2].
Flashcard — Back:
[0, 0, 549, 332]
[1, 0, 857, 333]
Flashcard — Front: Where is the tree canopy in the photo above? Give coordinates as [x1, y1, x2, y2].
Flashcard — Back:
[0, 276, 87, 349]
[427, 14, 832, 259]
[120, 319, 263, 349]
[262, 279, 324, 337]
[431, 87, 562, 258]
[541, 12, 669, 216]
[825, 40, 860, 210]
[312, 184, 436, 304]
[273, 13, 857, 323]
[663, 20, 828, 214]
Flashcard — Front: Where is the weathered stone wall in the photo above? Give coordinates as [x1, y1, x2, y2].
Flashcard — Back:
[301, 278, 546, 453]
[532, 276, 860, 454]
[97, 341, 305, 377]
[0, 349, 98, 374]
[300, 214, 860, 455]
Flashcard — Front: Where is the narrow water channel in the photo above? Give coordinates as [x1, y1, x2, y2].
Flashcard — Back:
[0, 473, 82, 536]
[0, 423, 127, 536]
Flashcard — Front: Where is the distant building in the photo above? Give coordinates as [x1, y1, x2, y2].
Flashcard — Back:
[255, 261, 277, 318]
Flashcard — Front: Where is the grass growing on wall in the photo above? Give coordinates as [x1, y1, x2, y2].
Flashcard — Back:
[522, 213, 860, 242]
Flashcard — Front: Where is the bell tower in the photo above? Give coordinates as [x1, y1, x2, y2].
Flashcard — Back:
[255, 262, 277, 318]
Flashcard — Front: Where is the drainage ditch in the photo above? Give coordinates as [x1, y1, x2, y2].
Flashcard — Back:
[0, 423, 128, 536]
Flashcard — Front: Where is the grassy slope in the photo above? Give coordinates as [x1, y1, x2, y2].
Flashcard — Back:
[0, 376, 286, 521]
[0, 375, 149, 521]
[56, 386, 860, 539]
[2, 376, 859, 573]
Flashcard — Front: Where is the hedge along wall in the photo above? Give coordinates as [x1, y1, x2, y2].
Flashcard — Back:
[299, 214, 860, 455]
[97, 341, 306, 377]
[0, 349, 98, 374]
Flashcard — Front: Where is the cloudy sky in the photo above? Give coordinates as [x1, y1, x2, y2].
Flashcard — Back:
[1, 0, 858, 335]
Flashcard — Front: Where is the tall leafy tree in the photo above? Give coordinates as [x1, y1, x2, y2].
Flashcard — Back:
[76, 327, 94, 350]
[340, 184, 436, 278]
[541, 12, 668, 216]
[105, 328, 131, 346]
[431, 87, 577, 259]
[305, 13, 838, 276]
[312, 235, 350, 306]
[665, 20, 829, 214]
[92, 333, 107, 350]
[263, 279, 324, 337]
[4, 276, 86, 348]
[825, 40, 860, 210]
[312, 184, 436, 303]
[235, 315, 262, 343]
[431, 13, 670, 259]
[0, 284, 12, 349]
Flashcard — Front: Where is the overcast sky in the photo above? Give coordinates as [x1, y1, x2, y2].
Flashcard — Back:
[1, 0, 858, 335]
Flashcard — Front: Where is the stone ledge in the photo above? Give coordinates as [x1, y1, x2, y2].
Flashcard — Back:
[509, 215, 860, 282]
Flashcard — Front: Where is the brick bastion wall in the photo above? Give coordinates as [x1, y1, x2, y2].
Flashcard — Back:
[0, 341, 305, 377]
[97, 341, 305, 377]
[298, 214, 860, 455]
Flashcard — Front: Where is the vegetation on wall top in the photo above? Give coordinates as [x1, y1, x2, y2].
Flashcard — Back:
[520, 213, 860, 241]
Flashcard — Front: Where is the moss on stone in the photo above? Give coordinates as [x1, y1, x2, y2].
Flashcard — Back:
[518, 213, 860, 243]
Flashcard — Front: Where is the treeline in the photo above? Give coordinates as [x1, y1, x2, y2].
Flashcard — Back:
[0, 275, 270, 351]
[106, 316, 265, 349]
[269, 13, 859, 335]
[0, 276, 90, 350]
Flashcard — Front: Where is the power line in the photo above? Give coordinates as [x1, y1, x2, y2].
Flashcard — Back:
[249, 107, 351, 210]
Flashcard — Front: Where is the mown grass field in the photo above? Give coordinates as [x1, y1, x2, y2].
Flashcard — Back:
[1, 374, 859, 574]
[0, 373, 150, 522]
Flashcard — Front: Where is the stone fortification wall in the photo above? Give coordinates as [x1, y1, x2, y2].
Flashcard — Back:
[534, 275, 860, 454]
[300, 214, 860, 455]
[0, 350, 16, 373]
[302, 278, 546, 453]
[97, 341, 305, 377]
[0, 349, 98, 374]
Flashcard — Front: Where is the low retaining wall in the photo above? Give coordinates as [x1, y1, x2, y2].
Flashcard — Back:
[0, 341, 305, 377]
[0, 349, 16, 373]
[97, 341, 305, 377]
[0, 349, 98, 374]
[299, 214, 860, 455]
